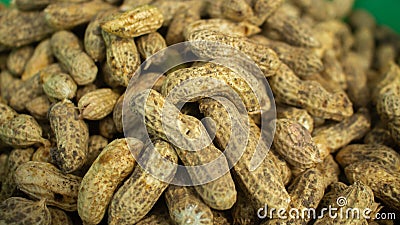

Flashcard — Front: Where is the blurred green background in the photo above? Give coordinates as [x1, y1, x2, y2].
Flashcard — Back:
[0, 0, 399, 33]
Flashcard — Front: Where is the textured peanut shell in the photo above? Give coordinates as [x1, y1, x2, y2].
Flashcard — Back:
[6, 45, 34, 76]
[336, 144, 400, 171]
[49, 99, 88, 173]
[0, 197, 51, 225]
[15, 161, 82, 211]
[165, 185, 213, 225]
[44, 1, 114, 29]
[51, 31, 98, 85]
[78, 138, 142, 224]
[108, 140, 178, 225]
[101, 5, 163, 38]
[78, 88, 120, 120]
[0, 114, 49, 148]
[0, 148, 34, 202]
[273, 119, 322, 169]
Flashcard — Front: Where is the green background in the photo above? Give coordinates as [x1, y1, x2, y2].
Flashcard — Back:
[0, 0, 399, 33]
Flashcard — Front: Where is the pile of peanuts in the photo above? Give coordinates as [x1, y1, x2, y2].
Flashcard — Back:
[1, 0, 400, 224]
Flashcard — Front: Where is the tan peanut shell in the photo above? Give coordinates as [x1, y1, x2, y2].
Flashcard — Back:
[130, 89, 237, 210]
[108, 139, 178, 225]
[0, 114, 49, 148]
[336, 144, 400, 171]
[364, 125, 396, 148]
[15, 161, 82, 211]
[199, 98, 290, 210]
[265, 8, 320, 47]
[9, 74, 44, 111]
[26, 95, 51, 120]
[246, 0, 284, 26]
[165, 185, 213, 225]
[219, 0, 253, 22]
[51, 30, 98, 85]
[78, 88, 120, 120]
[0, 197, 51, 225]
[165, 2, 203, 45]
[78, 138, 142, 224]
[232, 191, 259, 225]
[6, 45, 34, 76]
[313, 108, 371, 154]
[42, 72, 77, 101]
[32, 145, 51, 163]
[0, 148, 34, 202]
[273, 118, 322, 169]
[0, 102, 17, 125]
[44, 1, 114, 29]
[186, 29, 281, 77]
[314, 180, 374, 225]
[0, 10, 54, 47]
[0, 70, 22, 104]
[345, 162, 400, 211]
[84, 9, 117, 62]
[269, 63, 353, 121]
[212, 210, 231, 225]
[82, 135, 109, 170]
[184, 19, 261, 38]
[315, 154, 340, 188]
[136, 32, 167, 66]
[321, 49, 347, 90]
[135, 207, 172, 225]
[276, 106, 314, 133]
[101, 5, 163, 38]
[162, 62, 266, 113]
[251, 35, 324, 78]
[113, 93, 124, 133]
[102, 30, 140, 87]
[49, 99, 89, 173]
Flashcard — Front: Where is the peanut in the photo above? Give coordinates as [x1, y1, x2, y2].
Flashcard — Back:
[102, 30, 140, 87]
[44, 1, 114, 29]
[336, 144, 400, 171]
[184, 19, 261, 38]
[108, 139, 178, 224]
[345, 162, 400, 211]
[0, 197, 51, 225]
[186, 29, 281, 77]
[273, 118, 323, 169]
[76, 83, 97, 102]
[78, 88, 120, 120]
[42, 72, 78, 101]
[162, 62, 267, 113]
[0, 102, 17, 125]
[232, 191, 259, 225]
[49, 99, 89, 173]
[51, 31, 97, 85]
[0, 148, 34, 201]
[32, 145, 52, 163]
[269, 63, 353, 121]
[315, 154, 340, 188]
[84, 135, 109, 168]
[113, 93, 124, 133]
[26, 95, 51, 120]
[313, 108, 371, 154]
[78, 138, 142, 224]
[199, 98, 290, 210]
[9, 74, 44, 111]
[6, 45, 34, 76]
[165, 185, 213, 225]
[276, 106, 314, 133]
[0, 114, 49, 148]
[0, 9, 54, 47]
[15, 161, 82, 211]
[137, 32, 167, 68]
[101, 5, 163, 38]
[251, 35, 323, 78]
